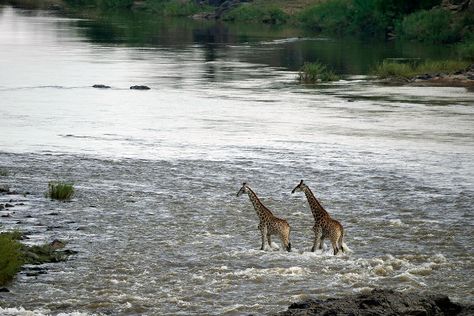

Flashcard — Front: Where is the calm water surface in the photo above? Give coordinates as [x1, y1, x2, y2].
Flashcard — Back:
[0, 5, 473, 316]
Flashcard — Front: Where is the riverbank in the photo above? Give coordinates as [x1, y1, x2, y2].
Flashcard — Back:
[2, 0, 473, 44]
[276, 288, 474, 315]
[373, 61, 474, 87]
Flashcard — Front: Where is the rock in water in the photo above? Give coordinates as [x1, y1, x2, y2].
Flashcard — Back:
[92, 84, 111, 89]
[276, 288, 473, 316]
[130, 85, 150, 90]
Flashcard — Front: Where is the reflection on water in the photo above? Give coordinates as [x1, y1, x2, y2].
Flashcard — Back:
[0, 4, 473, 316]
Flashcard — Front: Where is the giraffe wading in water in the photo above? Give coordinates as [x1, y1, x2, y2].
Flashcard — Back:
[237, 183, 292, 252]
[292, 180, 347, 255]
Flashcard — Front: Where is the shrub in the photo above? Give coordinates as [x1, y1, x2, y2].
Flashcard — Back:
[457, 39, 474, 61]
[398, 8, 462, 43]
[351, 0, 389, 37]
[223, 4, 288, 24]
[0, 233, 23, 286]
[162, 0, 201, 17]
[47, 181, 75, 201]
[298, 62, 339, 83]
[0, 168, 8, 176]
[298, 0, 352, 35]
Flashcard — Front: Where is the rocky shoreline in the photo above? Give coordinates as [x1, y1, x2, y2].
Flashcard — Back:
[276, 288, 474, 316]
[382, 64, 474, 88]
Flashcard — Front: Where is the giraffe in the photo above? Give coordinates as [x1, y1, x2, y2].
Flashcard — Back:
[291, 180, 346, 255]
[237, 183, 292, 252]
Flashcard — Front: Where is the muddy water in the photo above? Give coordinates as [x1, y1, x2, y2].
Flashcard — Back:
[0, 5, 473, 316]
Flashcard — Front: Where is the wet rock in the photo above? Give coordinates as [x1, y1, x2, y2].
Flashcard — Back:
[0, 185, 9, 193]
[1, 213, 12, 217]
[5, 203, 14, 208]
[0, 287, 10, 292]
[130, 85, 150, 90]
[276, 289, 472, 316]
[92, 84, 111, 89]
[50, 239, 66, 249]
[0, 204, 4, 210]
[48, 212, 60, 216]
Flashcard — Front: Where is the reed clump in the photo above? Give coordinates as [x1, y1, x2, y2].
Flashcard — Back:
[47, 181, 75, 201]
[298, 62, 339, 83]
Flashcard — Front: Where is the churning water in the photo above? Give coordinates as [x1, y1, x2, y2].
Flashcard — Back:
[0, 5, 473, 316]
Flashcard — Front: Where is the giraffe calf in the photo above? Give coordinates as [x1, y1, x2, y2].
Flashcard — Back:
[237, 183, 292, 252]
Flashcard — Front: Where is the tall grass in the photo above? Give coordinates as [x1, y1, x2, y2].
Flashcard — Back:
[47, 181, 75, 201]
[298, 62, 339, 83]
[373, 59, 470, 79]
[0, 232, 23, 286]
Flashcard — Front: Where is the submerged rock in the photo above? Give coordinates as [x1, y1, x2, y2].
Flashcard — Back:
[276, 288, 473, 316]
[92, 84, 111, 89]
[130, 85, 151, 90]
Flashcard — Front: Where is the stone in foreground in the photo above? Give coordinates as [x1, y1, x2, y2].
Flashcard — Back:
[276, 288, 473, 316]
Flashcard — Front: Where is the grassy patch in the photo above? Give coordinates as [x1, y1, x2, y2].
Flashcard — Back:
[0, 168, 8, 177]
[373, 59, 470, 79]
[47, 181, 75, 201]
[0, 232, 23, 286]
[298, 62, 339, 83]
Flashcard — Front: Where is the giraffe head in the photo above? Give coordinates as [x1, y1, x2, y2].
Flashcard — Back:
[237, 182, 250, 197]
[291, 180, 307, 194]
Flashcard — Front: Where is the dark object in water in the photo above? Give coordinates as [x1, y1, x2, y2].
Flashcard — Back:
[276, 288, 473, 316]
[130, 85, 151, 90]
[92, 84, 111, 89]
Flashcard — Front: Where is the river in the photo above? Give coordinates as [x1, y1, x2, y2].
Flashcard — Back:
[0, 5, 473, 316]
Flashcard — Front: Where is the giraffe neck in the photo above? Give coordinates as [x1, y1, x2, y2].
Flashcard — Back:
[246, 188, 272, 219]
[302, 186, 328, 220]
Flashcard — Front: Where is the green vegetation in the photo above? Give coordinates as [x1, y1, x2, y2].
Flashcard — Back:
[397, 8, 462, 43]
[5, 0, 472, 44]
[298, 62, 339, 82]
[457, 39, 474, 61]
[223, 3, 289, 24]
[372, 59, 470, 79]
[144, 0, 208, 16]
[298, 0, 352, 35]
[0, 231, 74, 285]
[47, 181, 75, 201]
[297, 0, 470, 43]
[0, 232, 22, 286]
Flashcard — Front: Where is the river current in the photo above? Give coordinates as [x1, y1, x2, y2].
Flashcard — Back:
[0, 5, 473, 316]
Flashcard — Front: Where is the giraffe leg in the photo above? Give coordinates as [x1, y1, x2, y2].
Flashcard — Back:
[311, 227, 322, 252]
[279, 231, 291, 252]
[267, 233, 272, 248]
[318, 237, 324, 250]
[259, 225, 268, 251]
[331, 237, 339, 255]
